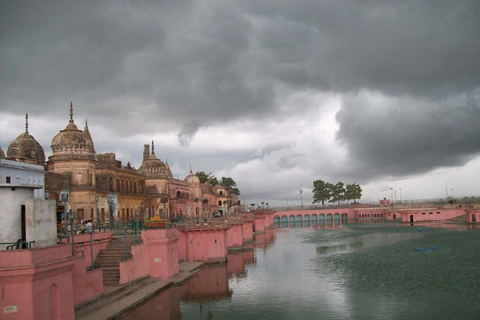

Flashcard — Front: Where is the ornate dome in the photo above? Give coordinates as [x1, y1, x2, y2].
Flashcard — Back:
[0, 146, 5, 159]
[50, 103, 96, 161]
[184, 165, 200, 185]
[7, 113, 46, 165]
[139, 141, 173, 179]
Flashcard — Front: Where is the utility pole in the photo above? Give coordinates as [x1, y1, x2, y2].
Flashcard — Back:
[299, 189, 303, 208]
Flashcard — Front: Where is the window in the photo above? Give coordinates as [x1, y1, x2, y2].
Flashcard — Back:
[429, 212, 433, 215]
[436, 212, 440, 214]
[422, 212, 426, 215]
[219, 191, 223, 196]
[218, 201, 222, 206]
[6, 176, 11, 183]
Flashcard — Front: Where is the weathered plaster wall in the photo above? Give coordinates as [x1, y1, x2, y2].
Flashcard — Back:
[25, 199, 57, 248]
[0, 186, 35, 249]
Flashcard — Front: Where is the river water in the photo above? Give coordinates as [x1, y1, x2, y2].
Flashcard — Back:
[117, 222, 480, 320]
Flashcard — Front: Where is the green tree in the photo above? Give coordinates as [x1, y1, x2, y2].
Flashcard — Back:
[195, 171, 219, 186]
[330, 182, 345, 205]
[220, 177, 240, 196]
[312, 180, 333, 208]
[346, 183, 362, 203]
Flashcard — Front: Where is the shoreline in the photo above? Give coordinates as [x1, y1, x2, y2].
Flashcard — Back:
[76, 261, 205, 320]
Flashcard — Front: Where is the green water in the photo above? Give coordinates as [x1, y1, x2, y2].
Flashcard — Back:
[117, 222, 480, 320]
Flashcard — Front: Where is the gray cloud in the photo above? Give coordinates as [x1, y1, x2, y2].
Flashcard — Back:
[178, 120, 201, 147]
[2, 0, 480, 201]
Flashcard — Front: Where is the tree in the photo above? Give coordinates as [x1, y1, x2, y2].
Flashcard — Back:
[220, 177, 240, 196]
[330, 182, 345, 205]
[195, 171, 219, 186]
[312, 180, 333, 208]
[345, 183, 362, 203]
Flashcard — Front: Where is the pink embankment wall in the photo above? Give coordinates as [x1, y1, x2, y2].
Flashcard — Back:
[254, 217, 266, 233]
[242, 222, 254, 242]
[176, 230, 188, 262]
[182, 229, 228, 263]
[401, 209, 466, 222]
[142, 229, 180, 279]
[119, 243, 149, 284]
[0, 244, 76, 320]
[227, 224, 244, 250]
[72, 254, 104, 305]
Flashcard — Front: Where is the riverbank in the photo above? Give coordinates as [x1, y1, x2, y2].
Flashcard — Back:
[76, 261, 205, 320]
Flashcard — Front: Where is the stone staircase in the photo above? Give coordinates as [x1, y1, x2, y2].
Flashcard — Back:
[96, 237, 141, 287]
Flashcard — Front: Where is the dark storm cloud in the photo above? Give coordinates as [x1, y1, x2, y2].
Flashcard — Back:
[1, 0, 480, 181]
[336, 90, 480, 181]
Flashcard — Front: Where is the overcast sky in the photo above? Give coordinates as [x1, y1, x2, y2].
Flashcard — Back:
[1, 1, 480, 207]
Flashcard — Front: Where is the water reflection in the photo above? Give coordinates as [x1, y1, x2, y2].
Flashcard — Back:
[118, 222, 480, 320]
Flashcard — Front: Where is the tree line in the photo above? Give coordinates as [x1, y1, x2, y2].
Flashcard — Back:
[195, 171, 241, 196]
[312, 180, 362, 207]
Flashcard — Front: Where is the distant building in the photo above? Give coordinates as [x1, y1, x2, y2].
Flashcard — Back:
[379, 198, 391, 207]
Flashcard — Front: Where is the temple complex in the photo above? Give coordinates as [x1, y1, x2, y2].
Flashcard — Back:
[1, 103, 241, 225]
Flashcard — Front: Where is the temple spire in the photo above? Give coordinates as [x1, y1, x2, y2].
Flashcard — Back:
[69, 102, 74, 121]
[189, 162, 193, 174]
[151, 140, 155, 155]
[25, 113, 29, 134]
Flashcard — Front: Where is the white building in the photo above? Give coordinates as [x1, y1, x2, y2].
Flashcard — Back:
[0, 159, 45, 199]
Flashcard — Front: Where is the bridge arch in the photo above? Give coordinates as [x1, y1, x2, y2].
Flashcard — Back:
[312, 214, 318, 222]
[274, 216, 280, 224]
[326, 213, 333, 221]
[304, 214, 310, 222]
[282, 215, 288, 223]
[289, 215, 295, 223]
[319, 214, 325, 222]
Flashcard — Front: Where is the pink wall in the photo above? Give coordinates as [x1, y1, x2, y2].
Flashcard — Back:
[119, 242, 149, 284]
[72, 256, 104, 305]
[226, 223, 244, 250]
[254, 217, 266, 233]
[142, 229, 180, 279]
[401, 209, 466, 222]
[0, 245, 76, 320]
[182, 228, 228, 263]
[242, 222, 254, 242]
[176, 229, 188, 262]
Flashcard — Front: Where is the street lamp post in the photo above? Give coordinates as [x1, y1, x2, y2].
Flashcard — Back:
[124, 226, 129, 260]
[95, 196, 100, 232]
[299, 189, 303, 208]
[70, 212, 76, 257]
[87, 224, 94, 270]
[399, 188, 402, 202]
[452, 188, 454, 198]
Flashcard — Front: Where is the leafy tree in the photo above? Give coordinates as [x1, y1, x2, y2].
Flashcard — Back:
[312, 180, 333, 208]
[330, 182, 345, 205]
[195, 171, 219, 186]
[220, 177, 240, 196]
[345, 183, 362, 203]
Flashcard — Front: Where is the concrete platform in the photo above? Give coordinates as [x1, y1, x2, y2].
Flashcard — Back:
[76, 261, 205, 320]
